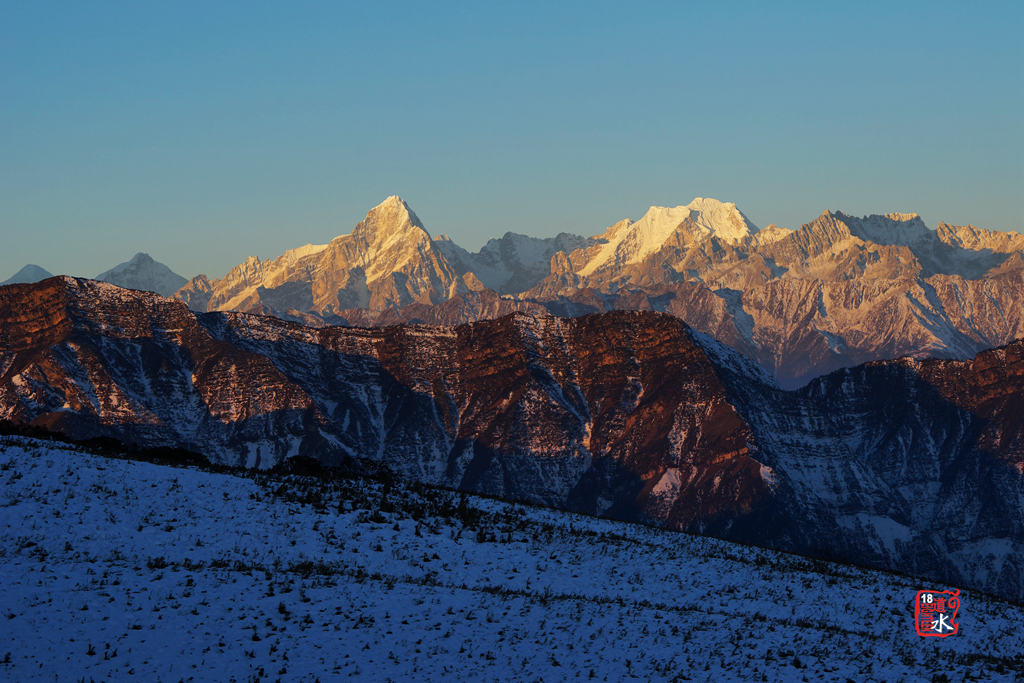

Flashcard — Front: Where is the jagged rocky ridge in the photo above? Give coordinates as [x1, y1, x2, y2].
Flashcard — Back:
[171, 196, 1024, 388]
[1, 276, 1022, 602]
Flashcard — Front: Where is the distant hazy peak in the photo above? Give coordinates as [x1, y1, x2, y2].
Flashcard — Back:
[1, 264, 53, 286]
[279, 243, 329, 263]
[95, 252, 187, 297]
[127, 252, 155, 264]
[480, 231, 589, 254]
[755, 224, 793, 245]
[884, 211, 922, 223]
[173, 274, 214, 311]
[835, 210, 930, 246]
[832, 209, 924, 225]
[936, 221, 1024, 253]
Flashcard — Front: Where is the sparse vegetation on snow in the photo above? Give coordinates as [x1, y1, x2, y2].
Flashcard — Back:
[1, 436, 1022, 681]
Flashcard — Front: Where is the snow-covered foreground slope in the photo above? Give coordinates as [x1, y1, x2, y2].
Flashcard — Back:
[1, 438, 1022, 681]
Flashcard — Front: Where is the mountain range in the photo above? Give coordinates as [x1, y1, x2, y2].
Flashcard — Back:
[1, 276, 1022, 602]
[6, 195, 1024, 387]
[171, 195, 1024, 387]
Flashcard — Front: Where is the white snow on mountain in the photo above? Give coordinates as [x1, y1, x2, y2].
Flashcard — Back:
[279, 242, 329, 263]
[182, 195, 465, 314]
[579, 197, 759, 276]
[351, 195, 434, 281]
[95, 253, 188, 297]
[754, 223, 793, 245]
[2, 436, 1022, 681]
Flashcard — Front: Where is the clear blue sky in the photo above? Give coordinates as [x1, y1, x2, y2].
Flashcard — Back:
[2, 1, 1022, 280]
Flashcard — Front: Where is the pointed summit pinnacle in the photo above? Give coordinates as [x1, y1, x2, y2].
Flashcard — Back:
[356, 195, 429, 240]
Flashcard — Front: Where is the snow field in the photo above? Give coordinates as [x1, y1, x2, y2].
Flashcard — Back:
[1, 437, 1022, 681]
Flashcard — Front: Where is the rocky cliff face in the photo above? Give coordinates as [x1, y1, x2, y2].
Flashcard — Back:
[708, 339, 1024, 603]
[2, 277, 1023, 601]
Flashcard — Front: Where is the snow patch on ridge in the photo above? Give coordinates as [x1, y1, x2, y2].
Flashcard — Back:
[279, 243, 328, 262]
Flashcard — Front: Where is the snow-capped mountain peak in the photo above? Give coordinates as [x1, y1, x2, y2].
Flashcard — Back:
[578, 197, 757, 276]
[180, 196, 463, 314]
[684, 197, 759, 241]
[755, 223, 793, 245]
[353, 195, 429, 243]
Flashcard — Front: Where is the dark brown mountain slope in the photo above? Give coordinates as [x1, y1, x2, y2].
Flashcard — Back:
[2, 277, 1023, 601]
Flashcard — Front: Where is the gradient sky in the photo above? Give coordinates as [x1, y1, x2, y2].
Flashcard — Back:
[2, 1, 1022, 280]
